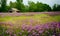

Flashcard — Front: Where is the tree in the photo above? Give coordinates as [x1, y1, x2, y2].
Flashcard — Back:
[0, 0, 1, 6]
[10, 1, 16, 8]
[36, 2, 52, 12]
[21, 4, 29, 12]
[28, 1, 37, 12]
[28, 1, 52, 12]
[53, 4, 57, 11]
[24, 5, 29, 12]
[43, 4, 52, 11]
[0, 0, 7, 12]
[57, 5, 60, 11]
[0, 0, 1, 11]
[16, 0, 23, 11]
[36, 2, 44, 12]
[53, 4, 60, 11]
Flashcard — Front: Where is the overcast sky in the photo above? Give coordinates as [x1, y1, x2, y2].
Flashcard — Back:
[7, 0, 60, 7]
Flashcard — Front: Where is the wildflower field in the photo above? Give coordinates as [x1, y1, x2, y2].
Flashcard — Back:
[0, 12, 60, 36]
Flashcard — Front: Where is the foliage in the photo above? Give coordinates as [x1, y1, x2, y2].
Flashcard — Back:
[36, 2, 52, 12]
[28, 1, 36, 12]
[53, 4, 60, 11]
[23, 5, 29, 12]
[28, 1, 52, 12]
[0, 0, 7, 12]
[16, 0, 23, 11]
[20, 4, 29, 12]
[10, 1, 16, 8]
[0, 0, 60, 12]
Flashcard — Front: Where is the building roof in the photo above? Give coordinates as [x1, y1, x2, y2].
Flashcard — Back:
[9, 8, 20, 11]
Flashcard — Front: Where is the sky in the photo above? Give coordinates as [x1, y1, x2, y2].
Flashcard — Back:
[7, 0, 60, 7]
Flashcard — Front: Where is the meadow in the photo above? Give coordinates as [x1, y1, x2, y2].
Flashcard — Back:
[0, 12, 60, 36]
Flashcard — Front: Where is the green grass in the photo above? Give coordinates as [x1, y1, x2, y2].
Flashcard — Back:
[0, 14, 60, 26]
[51, 15, 60, 22]
[0, 14, 60, 36]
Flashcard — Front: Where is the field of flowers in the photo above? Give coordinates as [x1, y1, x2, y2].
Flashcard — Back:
[0, 13, 60, 36]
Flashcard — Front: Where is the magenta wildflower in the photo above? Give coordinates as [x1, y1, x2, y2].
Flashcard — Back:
[52, 35, 55, 36]
[38, 30, 44, 34]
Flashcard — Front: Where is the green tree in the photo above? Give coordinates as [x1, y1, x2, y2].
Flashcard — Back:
[0, 0, 1, 6]
[43, 4, 52, 11]
[53, 4, 60, 11]
[36, 2, 52, 12]
[28, 1, 52, 12]
[24, 5, 29, 12]
[10, 1, 16, 8]
[36, 2, 44, 12]
[28, 1, 37, 12]
[16, 0, 23, 11]
[56, 5, 60, 11]
[53, 4, 57, 11]
[21, 4, 29, 12]
[0, 0, 7, 12]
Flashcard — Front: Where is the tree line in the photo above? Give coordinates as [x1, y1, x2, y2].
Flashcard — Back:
[0, 0, 60, 12]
